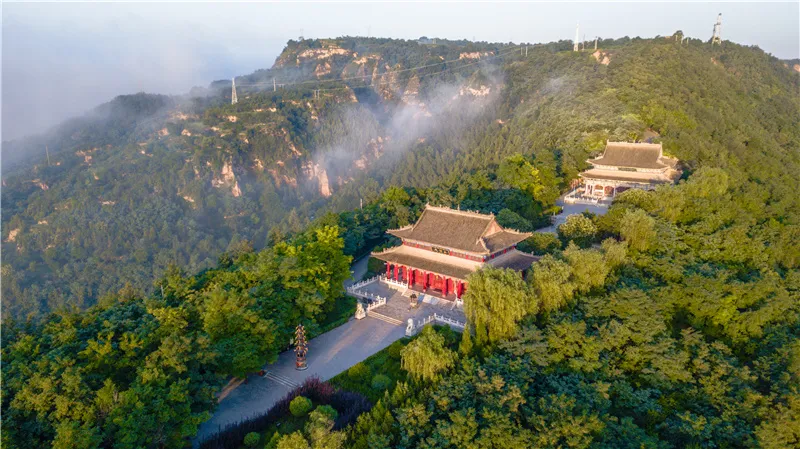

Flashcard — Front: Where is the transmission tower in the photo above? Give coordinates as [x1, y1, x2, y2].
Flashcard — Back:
[573, 22, 580, 52]
[711, 13, 722, 45]
[231, 78, 238, 105]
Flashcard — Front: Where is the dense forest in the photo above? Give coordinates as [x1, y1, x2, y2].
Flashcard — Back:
[2, 32, 799, 448]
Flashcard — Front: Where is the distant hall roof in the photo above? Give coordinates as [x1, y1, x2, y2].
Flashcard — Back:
[588, 141, 671, 170]
[388, 205, 531, 255]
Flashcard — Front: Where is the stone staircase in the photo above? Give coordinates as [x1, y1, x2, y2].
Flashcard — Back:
[367, 310, 404, 326]
[261, 370, 299, 388]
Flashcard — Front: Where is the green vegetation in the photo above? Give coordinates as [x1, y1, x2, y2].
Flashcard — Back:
[289, 397, 313, 418]
[243, 432, 260, 447]
[329, 339, 408, 403]
[3, 32, 800, 448]
[1, 225, 351, 449]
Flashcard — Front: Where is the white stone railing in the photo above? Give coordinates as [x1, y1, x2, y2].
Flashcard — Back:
[405, 313, 466, 336]
[379, 275, 408, 290]
[365, 296, 387, 311]
[348, 275, 380, 292]
[433, 313, 466, 329]
[354, 294, 387, 320]
[405, 315, 435, 336]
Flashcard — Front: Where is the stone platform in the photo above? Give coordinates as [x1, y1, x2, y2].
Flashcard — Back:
[352, 280, 466, 327]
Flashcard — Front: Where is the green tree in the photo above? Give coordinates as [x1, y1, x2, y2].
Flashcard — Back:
[202, 288, 277, 378]
[290, 396, 313, 417]
[619, 209, 656, 252]
[463, 267, 533, 345]
[498, 154, 544, 200]
[558, 214, 598, 248]
[529, 255, 574, 313]
[401, 326, 457, 382]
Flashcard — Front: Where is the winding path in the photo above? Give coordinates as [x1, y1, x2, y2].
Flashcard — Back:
[195, 254, 399, 443]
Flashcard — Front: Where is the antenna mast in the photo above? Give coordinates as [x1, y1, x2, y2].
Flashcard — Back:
[231, 78, 238, 105]
[711, 13, 722, 45]
[573, 22, 580, 52]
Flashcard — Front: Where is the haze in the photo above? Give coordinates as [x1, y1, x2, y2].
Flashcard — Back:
[3, 1, 798, 142]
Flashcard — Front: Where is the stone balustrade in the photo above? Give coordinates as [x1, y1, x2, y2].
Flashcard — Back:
[405, 313, 466, 336]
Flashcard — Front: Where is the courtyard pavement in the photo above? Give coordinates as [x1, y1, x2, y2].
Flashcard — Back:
[536, 199, 610, 233]
[194, 315, 406, 443]
[356, 281, 467, 324]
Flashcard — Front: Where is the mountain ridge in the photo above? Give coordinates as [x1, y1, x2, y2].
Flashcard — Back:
[2, 34, 798, 319]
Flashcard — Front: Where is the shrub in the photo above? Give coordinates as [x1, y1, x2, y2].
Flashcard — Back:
[347, 363, 370, 381]
[289, 396, 313, 417]
[313, 404, 339, 422]
[385, 340, 405, 360]
[198, 377, 339, 449]
[264, 432, 282, 449]
[328, 390, 371, 430]
[243, 432, 260, 447]
[371, 374, 391, 391]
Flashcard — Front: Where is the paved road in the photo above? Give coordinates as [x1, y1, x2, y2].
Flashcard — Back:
[195, 316, 404, 442]
[345, 254, 371, 288]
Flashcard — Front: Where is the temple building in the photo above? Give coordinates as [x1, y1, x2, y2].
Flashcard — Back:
[579, 141, 681, 198]
[372, 205, 537, 301]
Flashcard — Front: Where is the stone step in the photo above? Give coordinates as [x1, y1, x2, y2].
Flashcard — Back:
[262, 370, 299, 388]
[368, 311, 403, 326]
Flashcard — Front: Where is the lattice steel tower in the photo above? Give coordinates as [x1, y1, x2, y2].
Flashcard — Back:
[711, 13, 722, 45]
[573, 22, 580, 52]
[231, 78, 238, 105]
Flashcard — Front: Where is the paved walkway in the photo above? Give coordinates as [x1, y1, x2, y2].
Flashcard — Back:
[195, 316, 405, 443]
[345, 254, 371, 288]
[536, 198, 610, 233]
[195, 250, 398, 444]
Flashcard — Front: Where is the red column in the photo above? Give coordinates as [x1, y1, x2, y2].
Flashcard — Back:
[422, 272, 428, 290]
[386, 263, 391, 277]
[443, 278, 449, 297]
[394, 265, 399, 281]
[405, 266, 411, 284]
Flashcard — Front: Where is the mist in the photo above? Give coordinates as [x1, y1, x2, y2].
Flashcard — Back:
[3, 1, 797, 145]
[310, 64, 504, 195]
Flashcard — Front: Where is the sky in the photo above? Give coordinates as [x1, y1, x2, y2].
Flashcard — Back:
[2, 1, 799, 141]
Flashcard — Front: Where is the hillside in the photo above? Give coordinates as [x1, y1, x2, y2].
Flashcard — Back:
[2, 33, 800, 449]
[2, 35, 798, 320]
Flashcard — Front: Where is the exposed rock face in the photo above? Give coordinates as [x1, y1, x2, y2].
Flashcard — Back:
[6, 229, 20, 242]
[31, 179, 49, 190]
[459, 51, 490, 60]
[457, 85, 492, 97]
[592, 50, 611, 65]
[75, 149, 97, 164]
[302, 161, 331, 197]
[211, 161, 242, 197]
[158, 127, 169, 136]
[226, 115, 238, 123]
[402, 75, 421, 106]
[181, 129, 192, 136]
[794, 64, 800, 73]
[314, 61, 332, 77]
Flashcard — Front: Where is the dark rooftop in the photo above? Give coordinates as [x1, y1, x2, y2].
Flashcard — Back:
[588, 141, 669, 170]
[388, 205, 531, 255]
